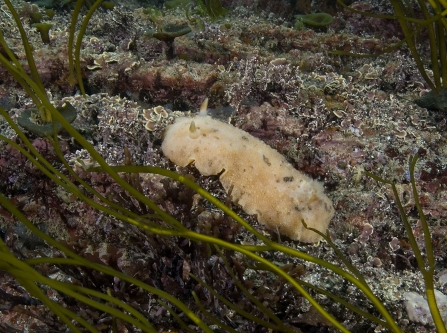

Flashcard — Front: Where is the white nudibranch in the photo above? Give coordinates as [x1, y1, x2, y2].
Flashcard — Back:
[161, 99, 334, 243]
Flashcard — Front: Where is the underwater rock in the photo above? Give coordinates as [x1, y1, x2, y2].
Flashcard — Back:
[404, 290, 447, 326]
[414, 88, 447, 113]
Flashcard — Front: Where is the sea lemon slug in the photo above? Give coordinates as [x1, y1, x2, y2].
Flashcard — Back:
[161, 100, 334, 243]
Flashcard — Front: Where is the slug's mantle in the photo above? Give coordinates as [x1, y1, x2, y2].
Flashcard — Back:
[160, 100, 334, 243]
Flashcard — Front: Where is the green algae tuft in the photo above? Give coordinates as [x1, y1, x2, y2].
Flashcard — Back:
[32, 22, 53, 44]
[17, 103, 77, 136]
[295, 12, 334, 29]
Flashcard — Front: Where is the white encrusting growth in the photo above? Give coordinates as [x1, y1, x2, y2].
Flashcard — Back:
[161, 99, 334, 243]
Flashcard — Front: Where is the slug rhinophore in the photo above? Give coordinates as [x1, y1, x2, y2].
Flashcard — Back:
[161, 99, 334, 243]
